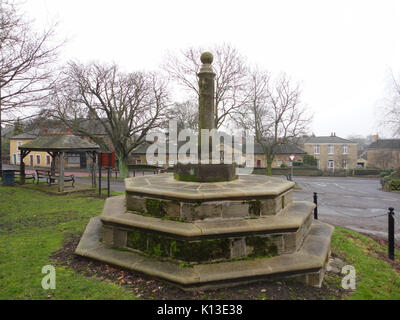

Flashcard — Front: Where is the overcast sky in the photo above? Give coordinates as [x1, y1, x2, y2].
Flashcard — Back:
[23, 0, 400, 138]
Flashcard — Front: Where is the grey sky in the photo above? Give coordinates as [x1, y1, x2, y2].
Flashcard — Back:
[24, 0, 400, 138]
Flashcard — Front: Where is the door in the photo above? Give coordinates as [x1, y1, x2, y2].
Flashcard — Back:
[328, 160, 334, 171]
[29, 155, 33, 167]
[80, 152, 87, 169]
[257, 159, 261, 168]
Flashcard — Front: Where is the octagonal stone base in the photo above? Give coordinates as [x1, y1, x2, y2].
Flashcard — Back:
[76, 174, 333, 289]
[125, 173, 295, 221]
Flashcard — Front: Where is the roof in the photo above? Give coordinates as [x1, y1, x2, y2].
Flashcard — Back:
[1, 126, 15, 138]
[10, 132, 38, 140]
[302, 136, 356, 144]
[251, 142, 306, 155]
[367, 139, 400, 150]
[18, 134, 100, 152]
[10, 118, 108, 140]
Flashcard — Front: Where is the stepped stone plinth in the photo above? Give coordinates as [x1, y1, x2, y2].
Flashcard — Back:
[76, 173, 333, 289]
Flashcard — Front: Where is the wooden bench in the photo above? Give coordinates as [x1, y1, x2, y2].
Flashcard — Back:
[36, 170, 50, 184]
[15, 171, 36, 183]
[47, 174, 75, 187]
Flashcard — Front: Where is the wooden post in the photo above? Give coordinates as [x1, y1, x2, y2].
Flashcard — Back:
[19, 150, 28, 185]
[50, 152, 56, 177]
[89, 151, 97, 189]
[59, 151, 65, 192]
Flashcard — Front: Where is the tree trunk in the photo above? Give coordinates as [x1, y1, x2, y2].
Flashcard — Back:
[118, 156, 129, 179]
[266, 154, 274, 176]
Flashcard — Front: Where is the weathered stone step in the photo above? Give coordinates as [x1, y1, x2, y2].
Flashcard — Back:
[76, 218, 333, 289]
[101, 195, 315, 240]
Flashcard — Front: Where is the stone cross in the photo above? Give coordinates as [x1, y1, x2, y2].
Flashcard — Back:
[198, 52, 216, 159]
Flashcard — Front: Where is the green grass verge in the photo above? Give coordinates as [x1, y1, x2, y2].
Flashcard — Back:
[0, 185, 134, 300]
[331, 227, 400, 299]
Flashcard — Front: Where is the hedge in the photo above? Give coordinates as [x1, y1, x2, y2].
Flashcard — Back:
[388, 179, 400, 191]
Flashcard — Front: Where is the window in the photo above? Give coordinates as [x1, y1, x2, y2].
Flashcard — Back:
[36, 155, 41, 165]
[342, 159, 347, 169]
[46, 155, 51, 165]
[17, 153, 21, 164]
[276, 160, 282, 167]
[342, 145, 348, 154]
[316, 159, 320, 169]
[29, 155, 34, 166]
[314, 145, 320, 154]
[68, 153, 80, 164]
[328, 145, 334, 154]
[17, 141, 22, 147]
[136, 159, 142, 164]
[328, 160, 334, 169]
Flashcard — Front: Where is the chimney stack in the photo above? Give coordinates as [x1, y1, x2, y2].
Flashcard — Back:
[372, 134, 379, 142]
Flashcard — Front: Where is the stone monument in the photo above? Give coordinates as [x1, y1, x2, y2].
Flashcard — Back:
[76, 52, 333, 290]
[174, 52, 236, 182]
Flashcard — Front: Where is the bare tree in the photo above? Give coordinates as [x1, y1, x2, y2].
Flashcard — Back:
[238, 69, 312, 176]
[0, 0, 61, 119]
[381, 70, 400, 137]
[0, 0, 62, 174]
[50, 62, 169, 178]
[166, 100, 198, 132]
[162, 43, 248, 129]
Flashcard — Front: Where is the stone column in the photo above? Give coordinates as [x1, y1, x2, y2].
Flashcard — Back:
[198, 52, 216, 161]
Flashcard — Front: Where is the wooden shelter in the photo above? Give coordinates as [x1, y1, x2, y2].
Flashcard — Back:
[18, 131, 100, 192]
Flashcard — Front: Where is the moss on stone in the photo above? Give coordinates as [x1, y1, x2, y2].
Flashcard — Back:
[246, 236, 278, 258]
[174, 172, 228, 183]
[126, 230, 147, 252]
[248, 200, 261, 216]
[174, 239, 230, 262]
[145, 198, 165, 217]
[126, 229, 230, 262]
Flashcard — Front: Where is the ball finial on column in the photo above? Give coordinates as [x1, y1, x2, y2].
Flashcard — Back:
[200, 52, 213, 64]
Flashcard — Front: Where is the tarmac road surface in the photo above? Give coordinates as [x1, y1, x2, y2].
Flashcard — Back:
[292, 176, 400, 241]
[76, 174, 400, 241]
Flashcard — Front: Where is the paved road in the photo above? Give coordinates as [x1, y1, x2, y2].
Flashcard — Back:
[77, 174, 400, 241]
[292, 176, 400, 241]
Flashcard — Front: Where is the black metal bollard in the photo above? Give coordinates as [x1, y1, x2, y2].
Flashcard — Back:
[313, 192, 318, 220]
[388, 207, 395, 261]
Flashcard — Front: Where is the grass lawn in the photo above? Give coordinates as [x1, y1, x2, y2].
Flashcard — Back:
[0, 185, 133, 300]
[0, 185, 399, 300]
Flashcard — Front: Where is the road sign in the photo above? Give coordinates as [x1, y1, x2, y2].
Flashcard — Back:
[289, 154, 295, 161]
[99, 152, 116, 168]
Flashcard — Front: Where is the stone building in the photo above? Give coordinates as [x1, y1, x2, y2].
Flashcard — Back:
[131, 139, 306, 169]
[252, 143, 306, 168]
[366, 136, 400, 169]
[300, 133, 358, 171]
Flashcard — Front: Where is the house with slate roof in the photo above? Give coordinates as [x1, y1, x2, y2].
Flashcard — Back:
[366, 135, 400, 169]
[300, 133, 358, 171]
[130, 137, 306, 169]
